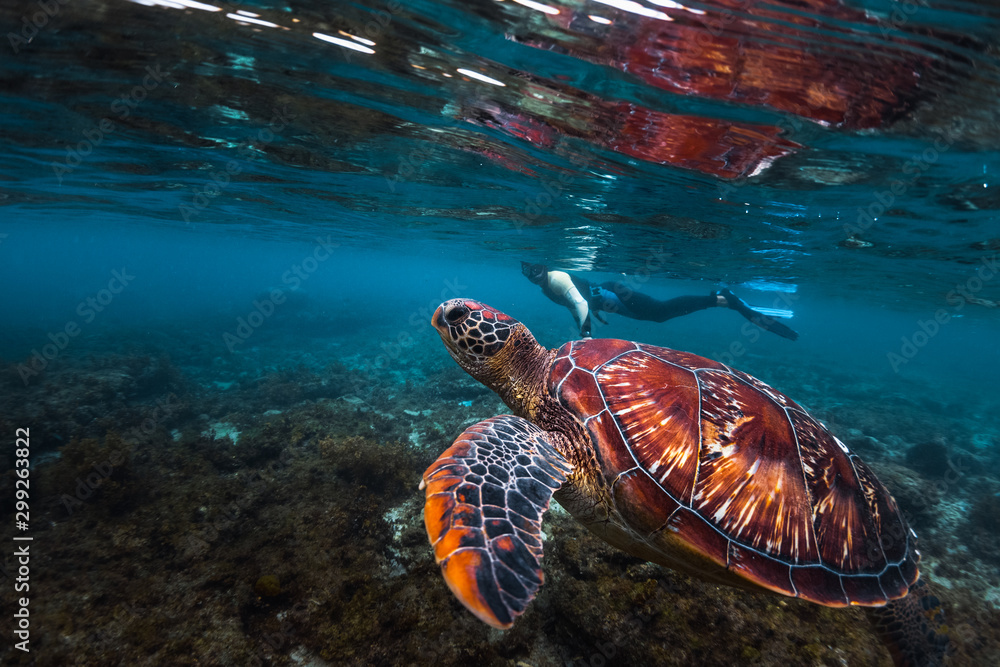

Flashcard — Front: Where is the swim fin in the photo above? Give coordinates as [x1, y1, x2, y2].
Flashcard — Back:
[717, 289, 799, 341]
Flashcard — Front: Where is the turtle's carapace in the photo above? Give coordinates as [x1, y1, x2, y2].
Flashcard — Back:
[422, 298, 948, 667]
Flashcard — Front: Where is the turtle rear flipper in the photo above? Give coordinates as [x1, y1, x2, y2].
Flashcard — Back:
[420, 415, 573, 628]
[866, 577, 950, 667]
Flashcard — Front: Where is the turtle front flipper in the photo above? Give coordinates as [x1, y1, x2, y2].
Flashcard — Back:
[420, 414, 573, 629]
[866, 577, 950, 667]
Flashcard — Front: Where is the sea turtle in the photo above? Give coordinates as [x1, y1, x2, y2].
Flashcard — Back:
[420, 299, 949, 666]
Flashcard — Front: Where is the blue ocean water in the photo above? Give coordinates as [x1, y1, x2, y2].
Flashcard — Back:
[2, 0, 999, 664]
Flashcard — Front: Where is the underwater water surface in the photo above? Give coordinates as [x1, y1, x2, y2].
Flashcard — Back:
[2, 0, 1000, 665]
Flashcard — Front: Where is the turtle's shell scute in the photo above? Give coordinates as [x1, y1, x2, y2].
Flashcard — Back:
[549, 339, 917, 607]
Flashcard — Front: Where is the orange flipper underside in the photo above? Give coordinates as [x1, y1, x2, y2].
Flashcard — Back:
[422, 414, 572, 629]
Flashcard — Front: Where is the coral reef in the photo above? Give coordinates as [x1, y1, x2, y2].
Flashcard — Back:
[1, 335, 998, 666]
[0, 352, 189, 458]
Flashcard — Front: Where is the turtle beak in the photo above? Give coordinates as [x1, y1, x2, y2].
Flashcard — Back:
[432, 301, 461, 352]
[434, 300, 473, 332]
[432, 304, 446, 332]
[433, 300, 476, 357]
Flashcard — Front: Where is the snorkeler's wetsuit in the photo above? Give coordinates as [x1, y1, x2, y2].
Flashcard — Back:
[538, 272, 718, 338]
[587, 281, 719, 322]
[528, 266, 798, 341]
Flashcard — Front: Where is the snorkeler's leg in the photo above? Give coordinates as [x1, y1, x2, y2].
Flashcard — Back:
[603, 282, 717, 322]
[717, 289, 799, 341]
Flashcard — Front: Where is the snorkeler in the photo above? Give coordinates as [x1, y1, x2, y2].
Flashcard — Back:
[520, 262, 799, 341]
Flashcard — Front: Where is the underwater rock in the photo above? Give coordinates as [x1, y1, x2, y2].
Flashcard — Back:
[254, 575, 282, 597]
[906, 441, 952, 479]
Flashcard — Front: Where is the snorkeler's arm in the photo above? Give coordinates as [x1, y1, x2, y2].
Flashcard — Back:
[548, 271, 592, 337]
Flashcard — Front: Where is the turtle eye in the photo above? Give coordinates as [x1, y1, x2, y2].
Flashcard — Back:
[445, 305, 468, 324]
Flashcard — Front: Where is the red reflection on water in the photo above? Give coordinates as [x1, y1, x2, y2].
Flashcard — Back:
[548, 0, 923, 129]
[457, 0, 927, 179]
[457, 82, 799, 180]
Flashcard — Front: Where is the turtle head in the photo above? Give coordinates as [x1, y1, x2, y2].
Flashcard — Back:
[433, 299, 523, 363]
[433, 299, 544, 405]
